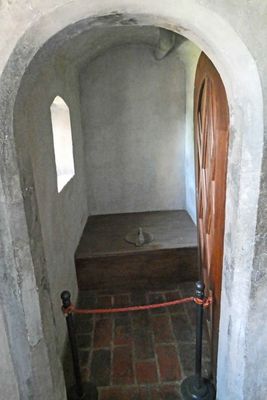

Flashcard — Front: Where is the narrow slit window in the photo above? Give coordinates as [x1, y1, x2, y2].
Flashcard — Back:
[50, 96, 75, 192]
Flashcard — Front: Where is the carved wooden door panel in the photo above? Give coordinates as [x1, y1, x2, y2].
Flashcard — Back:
[194, 52, 229, 378]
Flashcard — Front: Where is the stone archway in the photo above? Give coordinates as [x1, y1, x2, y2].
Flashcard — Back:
[0, 1, 263, 399]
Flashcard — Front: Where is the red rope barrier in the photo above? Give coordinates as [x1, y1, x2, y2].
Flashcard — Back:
[62, 296, 212, 316]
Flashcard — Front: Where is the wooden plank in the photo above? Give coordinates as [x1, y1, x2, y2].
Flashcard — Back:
[194, 52, 229, 378]
[76, 210, 197, 258]
[75, 210, 198, 292]
[76, 247, 198, 292]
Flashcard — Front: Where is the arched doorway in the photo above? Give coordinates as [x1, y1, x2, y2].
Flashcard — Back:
[0, 2, 263, 399]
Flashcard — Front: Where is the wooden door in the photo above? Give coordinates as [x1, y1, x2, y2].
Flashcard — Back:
[194, 52, 229, 379]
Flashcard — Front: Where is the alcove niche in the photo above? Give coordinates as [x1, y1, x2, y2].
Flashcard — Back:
[50, 96, 75, 192]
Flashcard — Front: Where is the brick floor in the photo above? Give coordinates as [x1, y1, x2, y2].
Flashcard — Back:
[151, 315, 175, 343]
[64, 281, 211, 399]
[93, 318, 113, 348]
[156, 345, 181, 382]
[135, 360, 158, 384]
[114, 316, 132, 346]
[112, 346, 134, 385]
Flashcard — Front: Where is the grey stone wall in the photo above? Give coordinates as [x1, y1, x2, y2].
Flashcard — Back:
[0, 306, 20, 400]
[80, 44, 186, 215]
[13, 55, 88, 357]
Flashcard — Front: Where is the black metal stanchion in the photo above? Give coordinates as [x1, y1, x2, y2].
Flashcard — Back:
[181, 281, 215, 400]
[61, 291, 98, 400]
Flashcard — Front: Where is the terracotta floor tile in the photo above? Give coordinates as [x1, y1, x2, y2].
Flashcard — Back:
[93, 319, 113, 348]
[97, 295, 113, 308]
[131, 291, 147, 306]
[65, 283, 211, 399]
[114, 316, 132, 346]
[112, 346, 134, 385]
[171, 313, 195, 343]
[100, 387, 128, 400]
[75, 315, 93, 334]
[165, 290, 185, 314]
[150, 384, 182, 400]
[90, 349, 111, 386]
[156, 345, 182, 382]
[76, 333, 92, 350]
[152, 315, 175, 343]
[113, 294, 130, 307]
[78, 350, 90, 368]
[135, 360, 158, 384]
[100, 386, 140, 400]
[132, 311, 154, 359]
[149, 293, 167, 314]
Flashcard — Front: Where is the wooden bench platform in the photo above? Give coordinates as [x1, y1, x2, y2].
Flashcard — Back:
[75, 210, 198, 292]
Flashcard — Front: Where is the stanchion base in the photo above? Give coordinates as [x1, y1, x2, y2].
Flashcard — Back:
[67, 383, 98, 400]
[181, 376, 215, 400]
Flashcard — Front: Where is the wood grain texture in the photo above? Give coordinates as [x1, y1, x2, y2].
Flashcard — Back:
[194, 52, 229, 379]
[75, 211, 198, 292]
[76, 211, 197, 257]
[76, 247, 198, 292]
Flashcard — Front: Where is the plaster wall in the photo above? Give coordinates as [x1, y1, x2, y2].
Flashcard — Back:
[14, 57, 88, 357]
[177, 41, 201, 223]
[0, 306, 19, 400]
[80, 44, 186, 215]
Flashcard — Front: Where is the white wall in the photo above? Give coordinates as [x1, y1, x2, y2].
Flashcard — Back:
[178, 41, 201, 223]
[80, 44, 186, 215]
